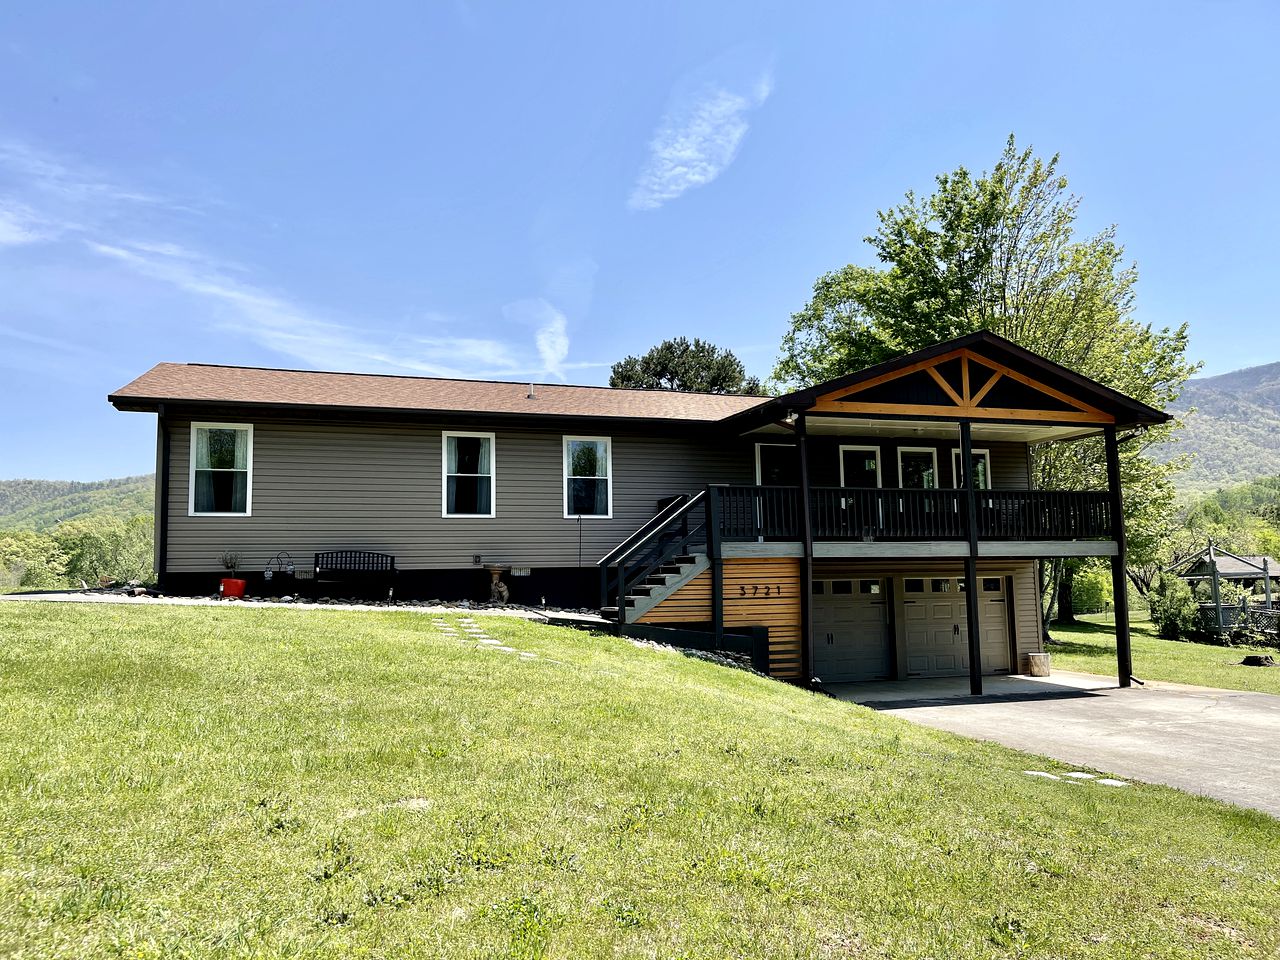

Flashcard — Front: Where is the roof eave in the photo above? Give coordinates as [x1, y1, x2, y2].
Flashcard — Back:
[106, 394, 754, 430]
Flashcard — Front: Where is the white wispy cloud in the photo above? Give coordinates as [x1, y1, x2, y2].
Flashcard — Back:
[1, 137, 598, 382]
[86, 240, 529, 378]
[502, 298, 571, 380]
[628, 67, 773, 211]
[0, 139, 173, 208]
[0, 204, 43, 245]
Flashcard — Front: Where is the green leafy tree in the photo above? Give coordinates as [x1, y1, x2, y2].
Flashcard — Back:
[773, 136, 1198, 617]
[0, 531, 69, 592]
[610, 337, 765, 395]
[55, 515, 155, 586]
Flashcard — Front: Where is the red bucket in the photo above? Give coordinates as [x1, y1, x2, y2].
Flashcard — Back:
[220, 578, 247, 599]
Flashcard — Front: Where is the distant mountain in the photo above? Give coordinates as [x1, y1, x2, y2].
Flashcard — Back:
[0, 475, 155, 531]
[1162, 362, 1280, 491]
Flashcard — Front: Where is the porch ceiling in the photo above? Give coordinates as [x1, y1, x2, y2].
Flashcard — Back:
[747, 417, 1100, 444]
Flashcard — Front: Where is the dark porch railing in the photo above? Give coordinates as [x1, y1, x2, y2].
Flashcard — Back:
[712, 485, 1113, 542]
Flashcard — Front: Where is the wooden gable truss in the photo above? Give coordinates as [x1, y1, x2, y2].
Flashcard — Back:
[809, 348, 1115, 424]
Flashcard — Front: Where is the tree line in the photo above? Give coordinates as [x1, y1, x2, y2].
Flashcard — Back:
[0, 516, 154, 593]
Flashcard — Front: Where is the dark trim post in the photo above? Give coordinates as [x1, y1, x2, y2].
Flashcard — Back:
[706, 485, 725, 649]
[156, 404, 170, 590]
[1104, 425, 1132, 687]
[796, 414, 815, 683]
[959, 420, 983, 696]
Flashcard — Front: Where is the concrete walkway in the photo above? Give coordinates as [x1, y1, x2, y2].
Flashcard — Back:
[829, 671, 1280, 818]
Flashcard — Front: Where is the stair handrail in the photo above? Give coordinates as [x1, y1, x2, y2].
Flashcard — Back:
[596, 491, 705, 568]
[598, 490, 709, 617]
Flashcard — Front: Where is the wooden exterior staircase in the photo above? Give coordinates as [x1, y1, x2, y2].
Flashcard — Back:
[597, 491, 709, 625]
[600, 552, 709, 622]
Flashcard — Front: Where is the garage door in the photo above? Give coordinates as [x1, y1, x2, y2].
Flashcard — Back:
[812, 578, 891, 682]
[903, 576, 1011, 677]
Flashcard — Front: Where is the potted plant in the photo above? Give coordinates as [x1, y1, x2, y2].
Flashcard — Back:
[219, 552, 247, 599]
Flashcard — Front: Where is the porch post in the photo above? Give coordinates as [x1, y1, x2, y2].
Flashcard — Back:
[1104, 425, 1132, 687]
[959, 420, 983, 696]
[797, 413, 815, 683]
[706, 485, 725, 648]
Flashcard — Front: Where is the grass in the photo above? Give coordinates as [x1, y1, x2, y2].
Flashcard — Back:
[1, 602, 1278, 959]
[1048, 611, 1280, 695]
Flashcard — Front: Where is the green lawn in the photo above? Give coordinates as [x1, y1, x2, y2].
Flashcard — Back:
[2, 602, 1278, 959]
[1048, 611, 1280, 695]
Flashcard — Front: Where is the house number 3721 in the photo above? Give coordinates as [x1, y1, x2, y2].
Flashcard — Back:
[739, 584, 783, 597]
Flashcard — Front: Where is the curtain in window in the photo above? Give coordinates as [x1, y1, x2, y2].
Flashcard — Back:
[446, 435, 493, 515]
[193, 427, 249, 513]
[567, 439, 609, 516]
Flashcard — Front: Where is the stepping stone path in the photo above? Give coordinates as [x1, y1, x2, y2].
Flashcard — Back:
[433, 616, 538, 660]
[1024, 770, 1129, 787]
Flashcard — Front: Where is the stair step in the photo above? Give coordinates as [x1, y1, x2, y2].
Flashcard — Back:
[599, 606, 619, 620]
[672, 555, 697, 564]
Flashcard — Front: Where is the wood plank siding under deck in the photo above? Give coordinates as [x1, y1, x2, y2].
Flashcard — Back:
[638, 558, 803, 680]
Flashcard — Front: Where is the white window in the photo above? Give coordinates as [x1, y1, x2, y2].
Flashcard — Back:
[897, 447, 938, 490]
[839, 445, 882, 488]
[952, 448, 992, 489]
[189, 423, 252, 516]
[564, 436, 611, 518]
[443, 432, 495, 518]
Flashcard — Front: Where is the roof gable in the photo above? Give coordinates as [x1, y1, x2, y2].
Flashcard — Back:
[810, 345, 1115, 424]
[726, 330, 1171, 431]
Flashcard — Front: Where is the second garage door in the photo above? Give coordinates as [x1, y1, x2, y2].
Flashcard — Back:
[812, 578, 892, 682]
[903, 576, 1011, 677]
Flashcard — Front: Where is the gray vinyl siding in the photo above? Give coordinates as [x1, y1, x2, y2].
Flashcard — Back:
[165, 417, 752, 574]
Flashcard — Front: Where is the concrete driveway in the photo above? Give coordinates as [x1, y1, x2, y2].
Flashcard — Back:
[827, 672, 1280, 818]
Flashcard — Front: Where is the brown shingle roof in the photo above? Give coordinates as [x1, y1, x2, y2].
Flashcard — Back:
[108, 363, 770, 423]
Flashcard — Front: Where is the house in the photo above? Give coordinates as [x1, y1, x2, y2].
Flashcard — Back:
[109, 330, 1170, 693]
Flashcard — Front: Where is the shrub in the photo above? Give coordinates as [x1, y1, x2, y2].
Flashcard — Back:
[1071, 564, 1113, 614]
[1148, 573, 1201, 641]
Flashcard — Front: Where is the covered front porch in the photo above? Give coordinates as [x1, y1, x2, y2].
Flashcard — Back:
[600, 332, 1170, 693]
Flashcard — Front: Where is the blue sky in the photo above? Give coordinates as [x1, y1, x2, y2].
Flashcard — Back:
[2, 1, 1277, 480]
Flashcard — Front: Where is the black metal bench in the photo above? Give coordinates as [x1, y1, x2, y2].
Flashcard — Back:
[313, 551, 397, 599]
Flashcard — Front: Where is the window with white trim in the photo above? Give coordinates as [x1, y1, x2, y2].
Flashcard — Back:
[564, 436, 611, 518]
[443, 432, 495, 517]
[951, 448, 992, 489]
[190, 423, 252, 516]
